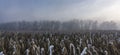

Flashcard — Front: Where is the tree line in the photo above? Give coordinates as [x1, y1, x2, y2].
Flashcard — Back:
[0, 19, 117, 31]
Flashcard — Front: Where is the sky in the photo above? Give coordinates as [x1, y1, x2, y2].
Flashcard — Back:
[0, 0, 120, 23]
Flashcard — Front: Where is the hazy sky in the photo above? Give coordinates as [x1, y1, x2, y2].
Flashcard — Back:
[0, 0, 120, 22]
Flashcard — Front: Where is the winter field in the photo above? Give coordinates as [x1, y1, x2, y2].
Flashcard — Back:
[0, 31, 120, 55]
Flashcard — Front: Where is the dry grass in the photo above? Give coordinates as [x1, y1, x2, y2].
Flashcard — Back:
[0, 31, 120, 55]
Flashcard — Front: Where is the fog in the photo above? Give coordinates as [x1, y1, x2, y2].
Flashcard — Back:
[0, 0, 120, 29]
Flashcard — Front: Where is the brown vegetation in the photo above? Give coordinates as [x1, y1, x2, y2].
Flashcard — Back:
[0, 31, 120, 55]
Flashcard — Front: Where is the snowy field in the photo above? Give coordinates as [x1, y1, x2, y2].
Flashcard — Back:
[0, 31, 120, 55]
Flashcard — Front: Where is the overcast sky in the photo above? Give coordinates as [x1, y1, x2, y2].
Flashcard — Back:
[0, 0, 120, 23]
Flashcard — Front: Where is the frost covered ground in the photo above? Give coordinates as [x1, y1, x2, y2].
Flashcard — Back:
[0, 31, 120, 55]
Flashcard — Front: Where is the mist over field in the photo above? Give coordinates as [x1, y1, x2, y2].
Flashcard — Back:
[1, 1, 120, 55]
[0, 0, 120, 30]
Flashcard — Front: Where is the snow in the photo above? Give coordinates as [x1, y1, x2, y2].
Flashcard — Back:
[49, 45, 54, 55]
[79, 38, 82, 47]
[104, 50, 108, 55]
[87, 44, 92, 48]
[62, 47, 65, 54]
[70, 43, 76, 55]
[81, 47, 87, 55]
[0, 51, 4, 55]
[13, 45, 16, 55]
[41, 48, 44, 51]
[26, 49, 30, 55]
[41, 47, 44, 54]
[109, 41, 113, 45]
